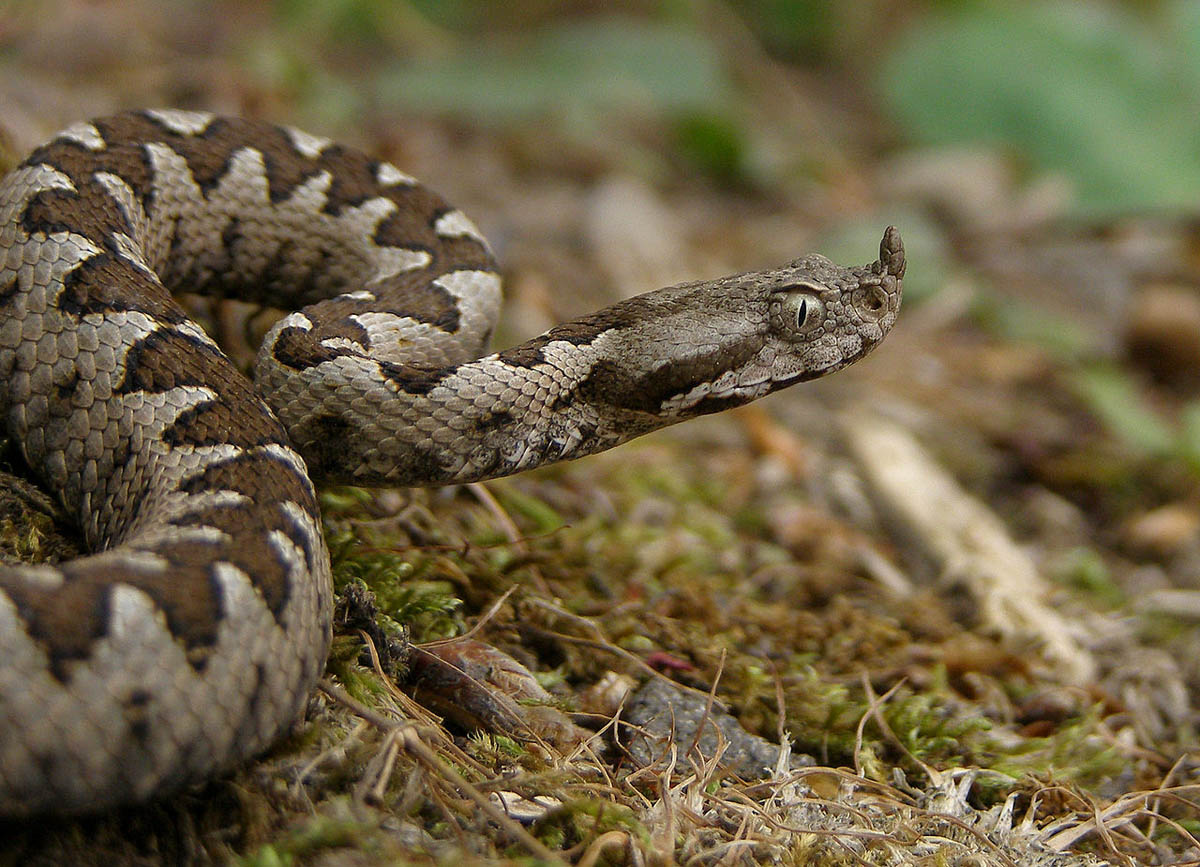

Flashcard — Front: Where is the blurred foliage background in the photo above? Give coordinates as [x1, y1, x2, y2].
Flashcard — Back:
[8, 0, 1199, 213]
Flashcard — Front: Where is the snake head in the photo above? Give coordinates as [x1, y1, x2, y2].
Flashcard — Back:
[642, 227, 904, 418]
[766, 225, 904, 377]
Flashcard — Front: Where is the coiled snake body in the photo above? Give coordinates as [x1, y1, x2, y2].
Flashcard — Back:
[0, 110, 903, 814]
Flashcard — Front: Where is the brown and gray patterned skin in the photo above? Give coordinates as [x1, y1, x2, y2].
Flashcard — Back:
[0, 109, 903, 814]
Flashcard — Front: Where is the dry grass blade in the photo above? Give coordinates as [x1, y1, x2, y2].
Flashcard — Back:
[317, 680, 568, 865]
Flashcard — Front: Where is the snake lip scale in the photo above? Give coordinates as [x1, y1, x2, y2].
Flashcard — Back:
[0, 109, 903, 814]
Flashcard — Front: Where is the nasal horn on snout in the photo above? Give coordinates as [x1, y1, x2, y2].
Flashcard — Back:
[878, 226, 905, 280]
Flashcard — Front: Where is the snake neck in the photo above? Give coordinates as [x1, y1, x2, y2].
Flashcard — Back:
[263, 248, 902, 487]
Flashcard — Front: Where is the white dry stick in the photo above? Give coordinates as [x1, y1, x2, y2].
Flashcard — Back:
[842, 411, 1096, 686]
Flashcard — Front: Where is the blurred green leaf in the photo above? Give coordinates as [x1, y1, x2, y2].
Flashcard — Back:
[406, 0, 482, 31]
[376, 19, 732, 127]
[880, 1, 1200, 214]
[972, 292, 1092, 360]
[1071, 365, 1175, 456]
[275, 0, 414, 44]
[1180, 401, 1200, 472]
[1050, 546, 1124, 607]
[737, 0, 837, 59]
[673, 112, 749, 186]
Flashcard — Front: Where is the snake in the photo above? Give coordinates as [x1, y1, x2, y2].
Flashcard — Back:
[0, 109, 904, 814]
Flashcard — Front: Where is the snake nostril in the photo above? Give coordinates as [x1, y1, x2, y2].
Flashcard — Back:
[851, 285, 891, 322]
[860, 286, 887, 314]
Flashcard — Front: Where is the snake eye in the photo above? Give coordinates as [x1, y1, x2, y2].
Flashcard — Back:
[772, 288, 826, 338]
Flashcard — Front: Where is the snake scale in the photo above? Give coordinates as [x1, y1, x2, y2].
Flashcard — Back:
[0, 109, 903, 814]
